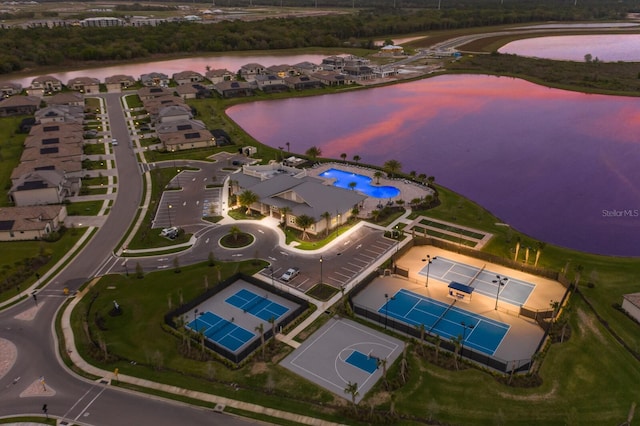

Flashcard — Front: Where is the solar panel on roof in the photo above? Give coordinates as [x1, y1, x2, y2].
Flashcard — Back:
[0, 220, 14, 231]
[184, 132, 201, 139]
[42, 138, 59, 145]
[43, 125, 59, 132]
[177, 124, 192, 131]
[35, 165, 55, 171]
[231, 82, 239, 88]
[40, 147, 59, 154]
[150, 87, 162, 93]
[18, 181, 47, 190]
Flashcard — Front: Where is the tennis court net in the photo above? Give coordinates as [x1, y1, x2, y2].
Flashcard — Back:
[428, 299, 457, 334]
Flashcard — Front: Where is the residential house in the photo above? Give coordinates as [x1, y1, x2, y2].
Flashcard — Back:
[284, 75, 323, 91]
[267, 64, 296, 78]
[213, 81, 254, 98]
[46, 92, 84, 107]
[0, 205, 67, 241]
[205, 69, 235, 84]
[138, 86, 174, 100]
[0, 82, 22, 97]
[311, 71, 354, 86]
[104, 74, 136, 93]
[343, 66, 375, 80]
[143, 95, 188, 121]
[140, 72, 170, 87]
[0, 95, 40, 117]
[239, 63, 266, 82]
[156, 120, 215, 151]
[344, 55, 371, 67]
[35, 105, 84, 124]
[172, 70, 204, 86]
[321, 56, 346, 71]
[230, 164, 365, 236]
[293, 61, 321, 75]
[28, 75, 63, 96]
[254, 74, 288, 93]
[622, 293, 640, 323]
[67, 76, 101, 94]
[174, 84, 198, 100]
[9, 170, 69, 206]
[11, 157, 82, 182]
[157, 105, 192, 124]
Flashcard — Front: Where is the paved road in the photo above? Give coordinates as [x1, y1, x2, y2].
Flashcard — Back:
[0, 93, 260, 426]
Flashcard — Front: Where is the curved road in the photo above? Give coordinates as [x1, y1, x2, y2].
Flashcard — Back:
[0, 93, 259, 425]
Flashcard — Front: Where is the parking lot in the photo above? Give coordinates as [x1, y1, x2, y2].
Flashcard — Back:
[259, 224, 398, 293]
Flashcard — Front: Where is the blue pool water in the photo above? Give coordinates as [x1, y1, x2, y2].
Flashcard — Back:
[319, 168, 400, 199]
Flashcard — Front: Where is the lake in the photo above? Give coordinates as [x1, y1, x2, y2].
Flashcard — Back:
[228, 74, 640, 257]
[499, 34, 640, 62]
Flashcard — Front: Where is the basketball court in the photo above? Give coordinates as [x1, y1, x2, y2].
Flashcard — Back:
[281, 317, 404, 403]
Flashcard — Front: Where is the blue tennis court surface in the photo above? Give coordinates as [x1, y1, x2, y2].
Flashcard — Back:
[420, 257, 535, 306]
[379, 289, 509, 356]
[225, 289, 289, 322]
[187, 311, 254, 352]
[345, 350, 378, 374]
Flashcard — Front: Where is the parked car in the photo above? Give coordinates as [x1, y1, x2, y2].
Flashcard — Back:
[160, 227, 179, 239]
[280, 267, 300, 282]
[111, 138, 118, 146]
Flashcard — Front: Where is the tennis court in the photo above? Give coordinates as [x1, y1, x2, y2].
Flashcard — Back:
[225, 288, 289, 322]
[186, 311, 255, 352]
[380, 289, 510, 356]
[420, 257, 535, 306]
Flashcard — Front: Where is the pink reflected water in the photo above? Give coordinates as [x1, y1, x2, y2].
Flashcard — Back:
[498, 34, 640, 62]
[228, 74, 640, 256]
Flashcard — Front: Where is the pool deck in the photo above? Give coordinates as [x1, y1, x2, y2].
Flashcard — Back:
[309, 162, 434, 218]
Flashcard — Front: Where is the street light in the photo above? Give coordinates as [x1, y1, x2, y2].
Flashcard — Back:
[384, 293, 395, 330]
[460, 321, 475, 360]
[421, 255, 437, 288]
[319, 255, 323, 285]
[492, 274, 508, 310]
[269, 266, 274, 286]
[168, 204, 173, 227]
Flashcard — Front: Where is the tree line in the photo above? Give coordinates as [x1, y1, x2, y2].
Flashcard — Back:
[0, 0, 630, 75]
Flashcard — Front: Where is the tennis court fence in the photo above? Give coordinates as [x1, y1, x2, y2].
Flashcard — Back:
[164, 273, 309, 366]
[351, 301, 533, 374]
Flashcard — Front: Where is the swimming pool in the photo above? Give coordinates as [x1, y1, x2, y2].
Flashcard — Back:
[319, 168, 400, 199]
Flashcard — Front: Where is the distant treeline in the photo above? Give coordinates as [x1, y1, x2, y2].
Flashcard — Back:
[0, 1, 630, 75]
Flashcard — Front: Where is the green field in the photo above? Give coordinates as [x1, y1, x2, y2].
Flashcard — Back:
[0, 116, 27, 207]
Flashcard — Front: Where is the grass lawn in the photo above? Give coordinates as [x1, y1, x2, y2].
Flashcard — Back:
[83, 142, 106, 155]
[66, 200, 104, 216]
[0, 227, 86, 302]
[0, 116, 28, 207]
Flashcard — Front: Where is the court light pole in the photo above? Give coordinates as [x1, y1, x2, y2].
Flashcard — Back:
[460, 321, 475, 361]
[492, 275, 508, 310]
[168, 204, 173, 228]
[421, 255, 437, 288]
[319, 255, 323, 285]
[384, 293, 395, 330]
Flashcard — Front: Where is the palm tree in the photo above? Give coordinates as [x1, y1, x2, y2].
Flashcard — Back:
[229, 225, 241, 242]
[383, 159, 402, 178]
[285, 141, 290, 152]
[417, 323, 426, 356]
[279, 206, 291, 229]
[370, 209, 381, 222]
[453, 334, 462, 370]
[427, 175, 435, 186]
[344, 381, 359, 408]
[238, 190, 258, 215]
[305, 146, 322, 161]
[348, 181, 357, 191]
[268, 316, 276, 348]
[295, 214, 315, 240]
[353, 155, 361, 164]
[434, 334, 441, 363]
[417, 173, 427, 183]
[373, 171, 383, 184]
[321, 211, 331, 236]
[377, 356, 388, 386]
[340, 152, 347, 162]
[255, 323, 265, 360]
[409, 170, 416, 179]
[410, 197, 422, 209]
[535, 241, 546, 266]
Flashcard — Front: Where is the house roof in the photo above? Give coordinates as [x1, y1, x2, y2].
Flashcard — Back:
[0, 95, 40, 108]
[138, 86, 174, 98]
[68, 76, 100, 86]
[12, 169, 65, 192]
[31, 75, 62, 84]
[174, 85, 199, 95]
[46, 92, 83, 105]
[0, 205, 64, 232]
[156, 118, 206, 134]
[236, 173, 366, 221]
[623, 293, 640, 309]
[11, 157, 82, 180]
[104, 74, 136, 84]
[172, 70, 203, 80]
[205, 69, 235, 78]
[35, 105, 84, 123]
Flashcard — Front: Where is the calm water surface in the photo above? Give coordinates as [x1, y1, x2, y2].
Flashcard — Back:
[499, 34, 640, 61]
[228, 74, 640, 256]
